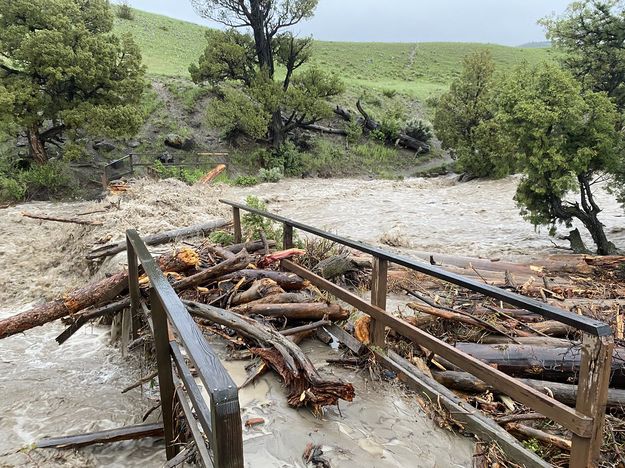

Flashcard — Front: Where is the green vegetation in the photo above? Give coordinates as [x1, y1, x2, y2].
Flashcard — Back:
[0, 0, 145, 165]
[113, 9, 551, 100]
[542, 0, 625, 110]
[151, 161, 206, 184]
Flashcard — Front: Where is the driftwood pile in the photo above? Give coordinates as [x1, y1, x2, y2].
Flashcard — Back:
[348, 250, 625, 466]
[0, 230, 355, 414]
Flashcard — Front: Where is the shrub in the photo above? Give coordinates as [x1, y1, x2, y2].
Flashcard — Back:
[233, 175, 258, 186]
[345, 120, 363, 144]
[404, 118, 433, 143]
[209, 230, 234, 246]
[116, 1, 134, 20]
[382, 88, 397, 98]
[20, 160, 77, 199]
[0, 176, 26, 202]
[258, 167, 283, 183]
[152, 161, 205, 184]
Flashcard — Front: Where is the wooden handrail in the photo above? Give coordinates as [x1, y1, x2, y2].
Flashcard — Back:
[126, 229, 244, 467]
[219, 199, 611, 336]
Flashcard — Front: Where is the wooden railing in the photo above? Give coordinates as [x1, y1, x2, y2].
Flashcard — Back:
[126, 230, 244, 467]
[221, 199, 614, 468]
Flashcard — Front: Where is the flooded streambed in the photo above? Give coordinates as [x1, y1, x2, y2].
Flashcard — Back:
[0, 175, 623, 466]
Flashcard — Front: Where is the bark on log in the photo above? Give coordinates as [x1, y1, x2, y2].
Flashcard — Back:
[184, 301, 355, 413]
[314, 254, 359, 279]
[432, 370, 625, 409]
[300, 123, 347, 135]
[216, 269, 309, 290]
[87, 219, 229, 260]
[454, 342, 625, 387]
[232, 302, 349, 321]
[0, 249, 199, 339]
[528, 320, 576, 337]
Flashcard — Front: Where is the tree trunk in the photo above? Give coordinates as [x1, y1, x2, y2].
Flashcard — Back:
[270, 110, 286, 150]
[231, 302, 349, 321]
[185, 301, 355, 414]
[27, 124, 47, 165]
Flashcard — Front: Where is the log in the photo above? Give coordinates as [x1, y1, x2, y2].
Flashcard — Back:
[172, 250, 252, 290]
[333, 105, 352, 121]
[36, 423, 163, 449]
[230, 278, 284, 306]
[185, 301, 355, 413]
[281, 320, 332, 336]
[314, 254, 358, 279]
[407, 302, 525, 340]
[87, 219, 229, 259]
[217, 269, 309, 290]
[200, 243, 236, 260]
[452, 343, 625, 387]
[505, 423, 572, 451]
[22, 212, 103, 226]
[0, 249, 199, 339]
[232, 303, 349, 321]
[301, 123, 347, 135]
[56, 297, 131, 344]
[243, 292, 316, 305]
[355, 99, 430, 152]
[197, 164, 226, 184]
[528, 320, 576, 337]
[227, 240, 276, 254]
[433, 370, 625, 409]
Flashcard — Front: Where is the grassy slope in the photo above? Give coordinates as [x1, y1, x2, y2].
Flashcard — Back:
[114, 9, 552, 100]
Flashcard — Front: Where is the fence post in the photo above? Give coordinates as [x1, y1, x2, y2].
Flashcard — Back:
[150, 288, 178, 460]
[369, 256, 388, 347]
[232, 207, 242, 244]
[210, 389, 245, 468]
[570, 333, 614, 468]
[283, 223, 294, 249]
[126, 237, 141, 340]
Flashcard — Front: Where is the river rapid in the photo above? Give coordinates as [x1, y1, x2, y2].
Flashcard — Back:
[1, 175, 623, 467]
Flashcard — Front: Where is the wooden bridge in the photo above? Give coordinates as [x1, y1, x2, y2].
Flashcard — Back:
[66, 200, 612, 467]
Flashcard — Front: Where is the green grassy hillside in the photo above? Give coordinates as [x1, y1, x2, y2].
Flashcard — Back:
[113, 9, 553, 100]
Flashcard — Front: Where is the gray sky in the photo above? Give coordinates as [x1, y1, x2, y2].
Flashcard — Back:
[123, 0, 573, 45]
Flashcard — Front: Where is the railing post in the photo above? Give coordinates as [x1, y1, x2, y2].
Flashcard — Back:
[150, 288, 178, 460]
[570, 333, 614, 468]
[210, 389, 245, 468]
[369, 256, 388, 347]
[283, 223, 293, 249]
[126, 236, 141, 340]
[232, 207, 242, 244]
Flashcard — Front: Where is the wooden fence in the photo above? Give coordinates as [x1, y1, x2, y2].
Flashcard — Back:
[126, 229, 244, 467]
[221, 198, 613, 468]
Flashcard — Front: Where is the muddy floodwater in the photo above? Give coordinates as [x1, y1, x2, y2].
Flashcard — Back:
[1, 175, 623, 467]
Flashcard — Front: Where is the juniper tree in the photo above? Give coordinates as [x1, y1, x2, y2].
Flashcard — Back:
[0, 0, 145, 164]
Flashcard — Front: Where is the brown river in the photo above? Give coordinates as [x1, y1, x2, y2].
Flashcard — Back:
[0, 175, 623, 467]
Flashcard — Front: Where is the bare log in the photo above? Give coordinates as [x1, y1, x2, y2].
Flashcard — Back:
[217, 269, 309, 290]
[232, 302, 349, 321]
[185, 301, 355, 413]
[505, 423, 572, 451]
[300, 123, 347, 135]
[433, 370, 625, 409]
[200, 243, 236, 260]
[36, 423, 163, 449]
[227, 239, 276, 254]
[87, 219, 229, 259]
[243, 292, 316, 305]
[197, 164, 226, 184]
[173, 250, 252, 290]
[22, 212, 103, 226]
[230, 278, 284, 306]
[453, 343, 625, 387]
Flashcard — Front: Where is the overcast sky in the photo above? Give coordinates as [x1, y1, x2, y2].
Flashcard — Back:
[122, 0, 573, 46]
